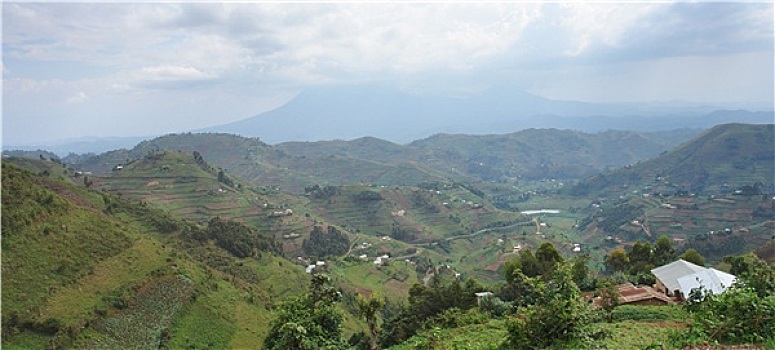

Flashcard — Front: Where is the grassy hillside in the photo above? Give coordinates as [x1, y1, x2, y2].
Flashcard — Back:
[52, 150, 560, 283]
[3, 158, 488, 349]
[571, 123, 775, 197]
[558, 123, 775, 263]
[1, 162, 312, 349]
[405, 128, 696, 181]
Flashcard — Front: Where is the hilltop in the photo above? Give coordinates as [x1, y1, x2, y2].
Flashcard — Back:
[58, 127, 700, 195]
[570, 123, 775, 196]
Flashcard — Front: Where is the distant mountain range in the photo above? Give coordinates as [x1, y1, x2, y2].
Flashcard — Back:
[199, 84, 773, 144]
[4, 84, 772, 155]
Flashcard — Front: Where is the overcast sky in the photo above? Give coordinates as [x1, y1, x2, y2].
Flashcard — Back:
[3, 2, 773, 145]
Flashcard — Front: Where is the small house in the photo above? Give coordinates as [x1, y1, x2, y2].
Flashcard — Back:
[592, 283, 674, 308]
[651, 259, 736, 300]
[676, 268, 736, 299]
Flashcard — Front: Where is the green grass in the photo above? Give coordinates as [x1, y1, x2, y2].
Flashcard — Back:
[611, 305, 690, 323]
[168, 284, 236, 350]
[229, 300, 274, 349]
[1, 161, 309, 349]
[36, 236, 169, 326]
[2, 164, 133, 323]
[596, 321, 684, 349]
[386, 320, 506, 350]
[0, 331, 51, 350]
[77, 275, 194, 350]
[384, 317, 689, 350]
[331, 260, 420, 298]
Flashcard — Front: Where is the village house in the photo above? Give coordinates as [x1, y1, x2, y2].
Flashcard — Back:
[650, 259, 736, 300]
[651, 259, 705, 296]
[591, 283, 674, 308]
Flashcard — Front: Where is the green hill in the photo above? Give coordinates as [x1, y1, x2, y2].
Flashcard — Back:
[405, 128, 698, 181]
[570, 123, 775, 197]
[1, 162, 311, 349]
[562, 124, 775, 262]
[91, 150, 307, 233]
[62, 150, 540, 283]
[61, 128, 698, 195]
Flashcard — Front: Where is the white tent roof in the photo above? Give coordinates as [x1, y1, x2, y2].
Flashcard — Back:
[676, 268, 736, 298]
[651, 259, 706, 295]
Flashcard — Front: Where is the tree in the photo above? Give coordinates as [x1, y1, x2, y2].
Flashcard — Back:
[627, 241, 654, 275]
[302, 226, 350, 258]
[499, 269, 543, 307]
[518, 248, 542, 278]
[628, 241, 653, 265]
[503, 262, 593, 350]
[571, 254, 592, 290]
[680, 249, 706, 267]
[379, 275, 483, 348]
[264, 274, 346, 350]
[535, 242, 564, 279]
[682, 261, 775, 345]
[356, 294, 385, 350]
[606, 248, 629, 272]
[653, 235, 676, 266]
[598, 279, 621, 322]
[504, 249, 541, 281]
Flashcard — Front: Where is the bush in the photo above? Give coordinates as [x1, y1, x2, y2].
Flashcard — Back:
[479, 295, 513, 318]
[680, 262, 775, 346]
[426, 308, 489, 329]
[502, 263, 594, 350]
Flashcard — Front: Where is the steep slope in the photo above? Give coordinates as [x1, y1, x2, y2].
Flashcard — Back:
[570, 123, 775, 196]
[565, 123, 775, 263]
[93, 150, 289, 225]
[1, 162, 310, 349]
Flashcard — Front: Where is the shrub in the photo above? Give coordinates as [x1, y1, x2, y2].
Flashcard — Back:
[680, 261, 775, 345]
[502, 263, 594, 350]
[479, 295, 513, 318]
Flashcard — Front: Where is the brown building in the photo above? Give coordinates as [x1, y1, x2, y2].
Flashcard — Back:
[591, 283, 675, 308]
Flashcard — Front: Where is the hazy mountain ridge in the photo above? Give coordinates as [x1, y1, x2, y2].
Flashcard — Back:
[48, 127, 703, 195]
[200, 84, 773, 144]
[277, 128, 703, 183]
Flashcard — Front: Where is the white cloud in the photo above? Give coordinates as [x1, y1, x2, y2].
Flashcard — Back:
[558, 3, 662, 56]
[2, 2, 772, 144]
[66, 91, 88, 104]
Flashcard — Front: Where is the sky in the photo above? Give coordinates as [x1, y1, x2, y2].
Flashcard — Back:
[3, 2, 773, 145]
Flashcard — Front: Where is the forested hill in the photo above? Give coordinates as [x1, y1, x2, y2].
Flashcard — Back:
[57, 127, 700, 194]
[570, 123, 775, 196]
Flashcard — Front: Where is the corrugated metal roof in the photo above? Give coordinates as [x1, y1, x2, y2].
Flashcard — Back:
[676, 268, 736, 298]
[651, 259, 706, 295]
